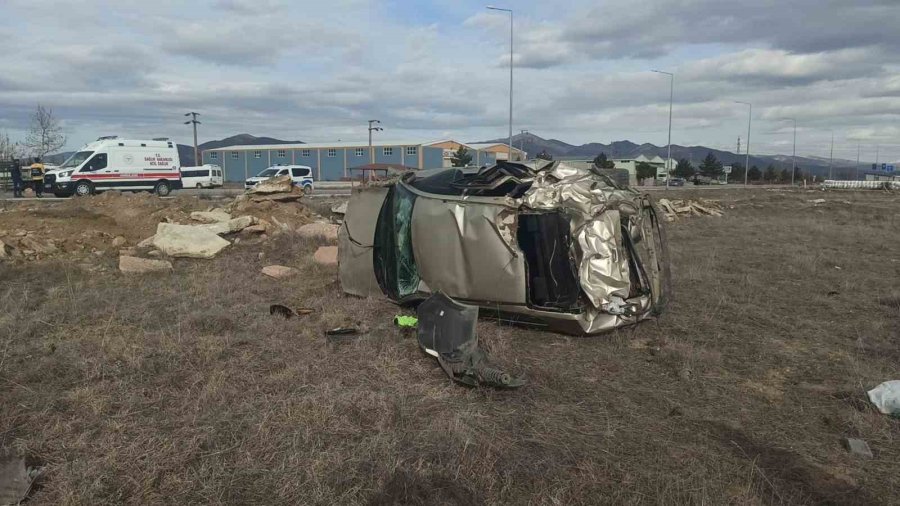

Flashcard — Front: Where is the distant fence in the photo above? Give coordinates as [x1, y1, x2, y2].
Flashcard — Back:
[823, 180, 900, 190]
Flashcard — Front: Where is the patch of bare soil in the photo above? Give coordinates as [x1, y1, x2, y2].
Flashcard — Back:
[0, 188, 898, 504]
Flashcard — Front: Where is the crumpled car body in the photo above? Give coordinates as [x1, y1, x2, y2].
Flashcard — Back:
[338, 161, 671, 335]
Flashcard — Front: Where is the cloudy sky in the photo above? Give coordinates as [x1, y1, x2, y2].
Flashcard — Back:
[1, 0, 899, 161]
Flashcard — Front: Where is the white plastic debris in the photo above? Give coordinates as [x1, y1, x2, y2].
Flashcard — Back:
[867, 380, 900, 415]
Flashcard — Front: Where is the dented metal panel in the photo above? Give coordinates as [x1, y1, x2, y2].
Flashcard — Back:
[410, 198, 527, 304]
[338, 186, 389, 297]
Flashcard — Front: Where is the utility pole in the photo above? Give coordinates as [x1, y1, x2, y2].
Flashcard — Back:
[828, 131, 834, 180]
[735, 102, 752, 185]
[856, 143, 861, 180]
[184, 112, 200, 165]
[781, 118, 797, 186]
[736, 136, 741, 157]
[487, 6, 513, 162]
[367, 120, 382, 165]
[651, 70, 674, 189]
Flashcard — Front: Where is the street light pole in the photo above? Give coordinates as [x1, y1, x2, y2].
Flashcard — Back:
[367, 119, 382, 165]
[652, 70, 674, 190]
[829, 131, 834, 180]
[735, 101, 751, 185]
[184, 112, 200, 165]
[781, 118, 797, 186]
[487, 6, 513, 162]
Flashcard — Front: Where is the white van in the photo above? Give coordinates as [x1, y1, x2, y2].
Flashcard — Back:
[44, 136, 182, 197]
[180, 164, 224, 189]
[244, 165, 314, 192]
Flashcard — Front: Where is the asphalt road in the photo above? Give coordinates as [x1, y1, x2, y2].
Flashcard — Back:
[1, 183, 794, 202]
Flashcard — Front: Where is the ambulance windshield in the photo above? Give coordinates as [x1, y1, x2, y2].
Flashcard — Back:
[60, 151, 94, 168]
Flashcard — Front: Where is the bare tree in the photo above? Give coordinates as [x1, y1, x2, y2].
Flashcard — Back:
[25, 104, 66, 159]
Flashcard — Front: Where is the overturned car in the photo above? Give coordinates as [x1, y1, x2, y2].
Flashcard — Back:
[338, 161, 671, 335]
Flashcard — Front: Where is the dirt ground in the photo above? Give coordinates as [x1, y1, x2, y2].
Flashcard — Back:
[1, 188, 898, 505]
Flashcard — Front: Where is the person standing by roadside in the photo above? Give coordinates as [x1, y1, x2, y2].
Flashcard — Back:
[10, 158, 23, 198]
[30, 157, 45, 198]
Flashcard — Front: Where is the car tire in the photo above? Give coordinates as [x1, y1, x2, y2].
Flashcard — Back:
[155, 181, 171, 197]
[74, 180, 93, 197]
[196, 183, 202, 189]
[303, 184, 313, 194]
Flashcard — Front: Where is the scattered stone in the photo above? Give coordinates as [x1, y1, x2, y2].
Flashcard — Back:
[808, 198, 827, 204]
[119, 248, 137, 256]
[19, 237, 57, 255]
[297, 222, 339, 242]
[843, 438, 873, 459]
[258, 252, 265, 260]
[152, 222, 230, 259]
[243, 224, 267, 234]
[111, 236, 127, 247]
[657, 198, 724, 220]
[251, 192, 303, 203]
[331, 201, 348, 215]
[313, 246, 338, 266]
[14, 230, 27, 237]
[137, 236, 156, 248]
[147, 250, 162, 257]
[249, 175, 294, 194]
[199, 216, 255, 235]
[0, 455, 38, 505]
[190, 209, 232, 223]
[22, 188, 35, 198]
[119, 255, 173, 274]
[0, 240, 10, 259]
[261, 265, 299, 279]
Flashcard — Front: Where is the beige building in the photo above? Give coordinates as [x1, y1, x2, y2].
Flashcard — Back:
[466, 142, 527, 162]
[426, 140, 524, 167]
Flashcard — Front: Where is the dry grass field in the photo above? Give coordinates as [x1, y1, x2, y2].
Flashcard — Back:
[1, 188, 898, 505]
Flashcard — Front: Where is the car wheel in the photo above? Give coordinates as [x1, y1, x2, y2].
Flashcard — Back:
[196, 183, 203, 189]
[155, 181, 171, 196]
[74, 180, 93, 197]
[303, 184, 313, 194]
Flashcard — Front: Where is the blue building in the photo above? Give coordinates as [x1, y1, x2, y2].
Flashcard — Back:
[201, 140, 497, 182]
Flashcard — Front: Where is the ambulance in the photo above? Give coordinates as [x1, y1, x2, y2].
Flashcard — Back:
[44, 136, 183, 197]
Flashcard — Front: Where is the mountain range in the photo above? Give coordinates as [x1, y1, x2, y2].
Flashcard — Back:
[477, 133, 876, 180]
[45, 133, 884, 179]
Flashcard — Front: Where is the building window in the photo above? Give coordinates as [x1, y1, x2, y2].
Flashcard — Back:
[277, 149, 285, 158]
[355, 148, 365, 157]
[210, 152, 218, 160]
[327, 148, 336, 157]
[231, 151, 238, 159]
[406, 146, 417, 156]
[383, 147, 393, 156]
[254, 150, 261, 159]
[301, 149, 310, 157]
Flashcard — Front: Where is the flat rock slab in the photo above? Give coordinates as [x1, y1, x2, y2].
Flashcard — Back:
[313, 246, 338, 266]
[119, 255, 173, 273]
[199, 216, 255, 235]
[261, 265, 299, 279]
[297, 222, 339, 242]
[250, 175, 294, 194]
[844, 438, 873, 459]
[0, 456, 31, 505]
[153, 223, 230, 259]
[190, 209, 232, 223]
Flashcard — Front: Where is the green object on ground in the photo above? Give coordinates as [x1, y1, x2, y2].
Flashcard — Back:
[393, 315, 418, 328]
